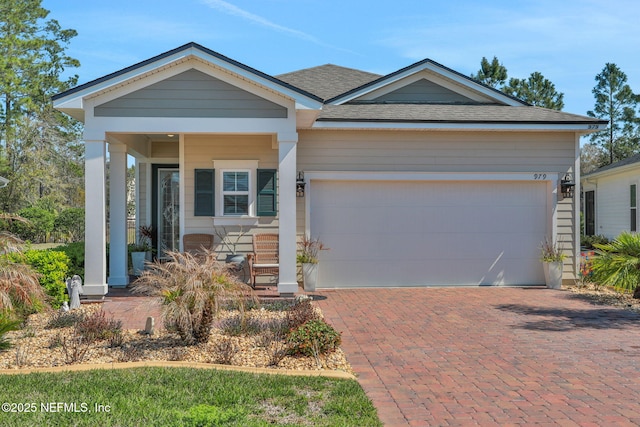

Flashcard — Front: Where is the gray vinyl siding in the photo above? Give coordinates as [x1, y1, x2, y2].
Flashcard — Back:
[370, 79, 476, 104]
[95, 69, 287, 118]
[296, 129, 577, 278]
[297, 130, 574, 172]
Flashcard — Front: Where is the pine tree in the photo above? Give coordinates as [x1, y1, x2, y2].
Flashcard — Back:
[471, 56, 508, 88]
[0, 0, 81, 211]
[503, 72, 565, 110]
[587, 63, 639, 165]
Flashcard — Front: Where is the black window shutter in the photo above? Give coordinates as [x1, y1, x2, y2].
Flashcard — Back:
[194, 169, 215, 216]
[256, 169, 277, 216]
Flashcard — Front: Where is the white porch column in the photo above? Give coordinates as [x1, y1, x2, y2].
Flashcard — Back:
[277, 136, 299, 296]
[84, 140, 108, 298]
[108, 143, 129, 287]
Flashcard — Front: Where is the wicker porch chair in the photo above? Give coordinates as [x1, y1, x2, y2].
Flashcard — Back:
[182, 233, 215, 256]
[247, 233, 279, 288]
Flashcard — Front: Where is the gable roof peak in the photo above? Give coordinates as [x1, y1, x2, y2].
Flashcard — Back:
[326, 56, 528, 106]
[53, 42, 323, 104]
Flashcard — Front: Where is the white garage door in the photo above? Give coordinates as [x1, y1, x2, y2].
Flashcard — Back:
[310, 180, 548, 287]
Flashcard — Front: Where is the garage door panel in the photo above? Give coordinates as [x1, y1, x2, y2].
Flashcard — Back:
[310, 180, 548, 288]
[318, 257, 542, 287]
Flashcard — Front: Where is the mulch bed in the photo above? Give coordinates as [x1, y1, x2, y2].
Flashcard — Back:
[0, 305, 352, 373]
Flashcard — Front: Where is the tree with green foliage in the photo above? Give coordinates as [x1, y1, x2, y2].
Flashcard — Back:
[471, 56, 508, 88]
[471, 57, 565, 110]
[0, 0, 82, 212]
[503, 72, 565, 110]
[580, 142, 608, 174]
[587, 63, 639, 165]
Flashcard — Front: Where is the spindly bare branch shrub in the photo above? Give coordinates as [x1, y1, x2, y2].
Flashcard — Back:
[212, 336, 238, 365]
[132, 250, 253, 344]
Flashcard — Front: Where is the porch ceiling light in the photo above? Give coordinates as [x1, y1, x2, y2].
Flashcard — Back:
[296, 171, 306, 197]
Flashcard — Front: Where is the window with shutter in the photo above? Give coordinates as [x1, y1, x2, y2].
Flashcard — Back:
[196, 162, 276, 218]
[257, 169, 277, 216]
[194, 169, 215, 216]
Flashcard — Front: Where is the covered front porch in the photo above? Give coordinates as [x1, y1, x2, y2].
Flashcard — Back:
[51, 44, 324, 298]
[87, 130, 300, 298]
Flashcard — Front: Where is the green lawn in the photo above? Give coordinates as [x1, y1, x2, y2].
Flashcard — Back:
[0, 367, 381, 426]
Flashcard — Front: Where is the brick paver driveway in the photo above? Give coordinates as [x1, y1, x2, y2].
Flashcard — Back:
[315, 287, 640, 426]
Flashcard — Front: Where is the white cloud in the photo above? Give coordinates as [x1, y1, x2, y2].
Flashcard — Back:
[199, 0, 355, 53]
[200, 0, 320, 43]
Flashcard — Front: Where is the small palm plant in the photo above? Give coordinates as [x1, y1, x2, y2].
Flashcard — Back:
[0, 315, 22, 350]
[132, 250, 253, 344]
[591, 232, 640, 298]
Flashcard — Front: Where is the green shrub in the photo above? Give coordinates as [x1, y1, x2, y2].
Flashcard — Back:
[581, 234, 610, 250]
[11, 207, 56, 243]
[288, 319, 341, 357]
[9, 250, 70, 308]
[54, 208, 85, 242]
[52, 242, 84, 279]
[0, 316, 22, 351]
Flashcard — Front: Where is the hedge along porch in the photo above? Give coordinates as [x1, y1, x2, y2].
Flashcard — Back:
[53, 44, 322, 297]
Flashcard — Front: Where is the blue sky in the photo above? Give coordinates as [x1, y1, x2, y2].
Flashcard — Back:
[44, 0, 640, 117]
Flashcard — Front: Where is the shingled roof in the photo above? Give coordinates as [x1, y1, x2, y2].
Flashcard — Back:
[277, 61, 605, 126]
[276, 64, 381, 101]
[317, 104, 606, 124]
[53, 42, 607, 128]
[583, 152, 640, 177]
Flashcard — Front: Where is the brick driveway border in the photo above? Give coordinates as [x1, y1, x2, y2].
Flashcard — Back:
[315, 287, 640, 426]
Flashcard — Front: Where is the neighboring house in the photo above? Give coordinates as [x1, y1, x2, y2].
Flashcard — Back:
[52, 42, 606, 298]
[581, 152, 640, 239]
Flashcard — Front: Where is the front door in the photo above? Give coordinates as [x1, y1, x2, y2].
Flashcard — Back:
[157, 167, 180, 258]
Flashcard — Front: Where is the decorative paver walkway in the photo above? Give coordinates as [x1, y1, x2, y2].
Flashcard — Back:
[315, 287, 640, 426]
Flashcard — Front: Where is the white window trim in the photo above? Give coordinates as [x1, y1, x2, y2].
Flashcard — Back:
[212, 160, 259, 218]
